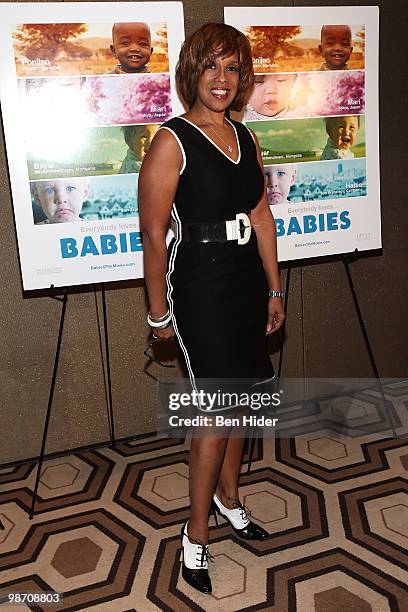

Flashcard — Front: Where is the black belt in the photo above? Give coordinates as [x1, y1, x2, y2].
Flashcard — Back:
[179, 216, 252, 244]
[181, 222, 228, 243]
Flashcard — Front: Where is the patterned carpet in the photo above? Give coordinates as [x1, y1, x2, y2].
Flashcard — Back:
[0, 385, 408, 611]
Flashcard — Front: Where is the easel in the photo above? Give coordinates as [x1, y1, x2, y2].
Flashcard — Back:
[28, 283, 115, 520]
[246, 248, 397, 474]
[12, 249, 398, 514]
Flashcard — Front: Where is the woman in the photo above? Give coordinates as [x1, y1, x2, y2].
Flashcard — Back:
[139, 23, 285, 594]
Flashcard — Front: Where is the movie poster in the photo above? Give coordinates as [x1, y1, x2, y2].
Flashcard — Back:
[0, 2, 184, 290]
[225, 6, 381, 262]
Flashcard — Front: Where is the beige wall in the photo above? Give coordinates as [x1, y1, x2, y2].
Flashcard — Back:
[1, 0, 407, 465]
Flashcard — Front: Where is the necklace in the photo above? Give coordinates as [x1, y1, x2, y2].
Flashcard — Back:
[207, 122, 233, 153]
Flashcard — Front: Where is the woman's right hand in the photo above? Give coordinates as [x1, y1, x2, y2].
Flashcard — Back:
[150, 324, 176, 341]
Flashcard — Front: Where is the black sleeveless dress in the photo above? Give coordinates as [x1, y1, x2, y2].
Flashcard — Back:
[161, 116, 274, 384]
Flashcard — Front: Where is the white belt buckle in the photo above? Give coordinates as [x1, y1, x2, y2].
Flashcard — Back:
[225, 218, 238, 240]
[236, 212, 251, 245]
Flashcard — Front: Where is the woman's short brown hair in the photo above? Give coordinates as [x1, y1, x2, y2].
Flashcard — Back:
[176, 23, 254, 112]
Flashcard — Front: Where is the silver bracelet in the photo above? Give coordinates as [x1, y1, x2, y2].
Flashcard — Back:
[148, 317, 172, 329]
[148, 309, 170, 323]
[268, 289, 284, 299]
[147, 311, 172, 328]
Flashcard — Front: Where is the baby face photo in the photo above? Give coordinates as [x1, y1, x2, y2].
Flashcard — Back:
[244, 71, 365, 121]
[19, 74, 172, 127]
[26, 123, 160, 180]
[248, 115, 365, 165]
[12, 21, 169, 76]
[265, 165, 297, 206]
[321, 115, 361, 160]
[31, 174, 138, 224]
[109, 22, 153, 74]
[244, 24, 365, 73]
[31, 178, 90, 224]
[265, 158, 367, 206]
[247, 74, 298, 119]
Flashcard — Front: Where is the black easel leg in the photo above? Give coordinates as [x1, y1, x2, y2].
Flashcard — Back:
[101, 283, 116, 448]
[246, 266, 292, 474]
[29, 289, 68, 520]
[94, 286, 115, 448]
[343, 254, 397, 438]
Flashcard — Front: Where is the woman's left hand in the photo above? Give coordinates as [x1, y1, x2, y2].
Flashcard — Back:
[266, 297, 285, 334]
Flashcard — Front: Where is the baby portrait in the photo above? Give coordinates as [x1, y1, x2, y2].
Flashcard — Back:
[12, 21, 169, 76]
[244, 23, 365, 73]
[119, 124, 160, 173]
[108, 22, 153, 74]
[32, 178, 90, 224]
[247, 115, 365, 166]
[244, 71, 365, 121]
[317, 25, 354, 71]
[245, 74, 299, 120]
[265, 165, 297, 206]
[320, 115, 360, 160]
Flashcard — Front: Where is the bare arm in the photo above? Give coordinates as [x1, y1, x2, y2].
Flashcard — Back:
[138, 128, 183, 337]
[248, 129, 285, 334]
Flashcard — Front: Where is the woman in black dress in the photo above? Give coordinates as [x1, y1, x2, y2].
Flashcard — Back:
[139, 23, 285, 594]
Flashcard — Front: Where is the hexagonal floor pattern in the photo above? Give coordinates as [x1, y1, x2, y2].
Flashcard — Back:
[0, 396, 407, 610]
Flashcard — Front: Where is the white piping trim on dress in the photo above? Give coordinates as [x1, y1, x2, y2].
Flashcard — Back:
[166, 204, 202, 405]
[178, 116, 241, 165]
[158, 126, 186, 174]
[242, 122, 257, 145]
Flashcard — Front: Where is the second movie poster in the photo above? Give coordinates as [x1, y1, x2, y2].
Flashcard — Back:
[225, 5, 381, 262]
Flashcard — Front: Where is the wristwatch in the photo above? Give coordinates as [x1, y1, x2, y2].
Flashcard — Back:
[268, 289, 285, 298]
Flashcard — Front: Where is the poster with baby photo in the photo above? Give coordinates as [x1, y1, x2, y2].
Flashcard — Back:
[19, 75, 172, 127]
[12, 21, 169, 77]
[264, 159, 367, 207]
[31, 174, 139, 225]
[248, 116, 366, 166]
[244, 71, 365, 122]
[225, 5, 380, 262]
[0, 2, 184, 290]
[242, 24, 365, 74]
[26, 124, 161, 180]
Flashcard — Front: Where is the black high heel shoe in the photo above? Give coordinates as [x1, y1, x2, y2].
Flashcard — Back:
[180, 522, 214, 594]
[209, 499, 219, 525]
[211, 494, 269, 540]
